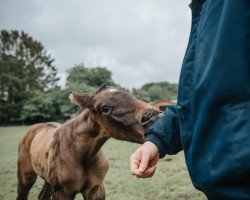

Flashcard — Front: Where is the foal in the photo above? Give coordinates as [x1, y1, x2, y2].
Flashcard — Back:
[16, 86, 160, 200]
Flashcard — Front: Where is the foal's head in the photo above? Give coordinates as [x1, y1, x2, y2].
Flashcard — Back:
[69, 86, 161, 143]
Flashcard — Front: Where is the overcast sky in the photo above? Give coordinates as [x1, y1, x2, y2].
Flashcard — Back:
[0, 0, 191, 89]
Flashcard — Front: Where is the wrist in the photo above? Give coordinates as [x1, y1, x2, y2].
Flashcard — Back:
[145, 134, 166, 158]
[143, 141, 159, 157]
[144, 141, 158, 151]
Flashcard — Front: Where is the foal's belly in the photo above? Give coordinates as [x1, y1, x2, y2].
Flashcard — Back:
[30, 128, 55, 179]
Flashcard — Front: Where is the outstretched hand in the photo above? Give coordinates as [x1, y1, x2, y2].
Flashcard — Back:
[130, 141, 159, 178]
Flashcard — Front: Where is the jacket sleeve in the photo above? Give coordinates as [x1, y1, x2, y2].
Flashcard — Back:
[145, 105, 182, 158]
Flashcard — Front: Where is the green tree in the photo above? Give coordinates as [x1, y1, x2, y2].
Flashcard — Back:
[133, 81, 178, 102]
[132, 88, 151, 102]
[0, 30, 59, 124]
[20, 88, 78, 124]
[66, 63, 120, 92]
[148, 85, 163, 101]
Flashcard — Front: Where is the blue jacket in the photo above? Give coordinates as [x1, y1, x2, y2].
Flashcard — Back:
[146, 0, 250, 199]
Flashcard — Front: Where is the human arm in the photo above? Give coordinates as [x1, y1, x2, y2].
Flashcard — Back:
[130, 105, 182, 178]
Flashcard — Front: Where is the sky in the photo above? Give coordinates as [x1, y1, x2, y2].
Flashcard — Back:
[0, 0, 191, 89]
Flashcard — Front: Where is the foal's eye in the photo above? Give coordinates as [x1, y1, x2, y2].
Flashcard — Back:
[100, 106, 110, 114]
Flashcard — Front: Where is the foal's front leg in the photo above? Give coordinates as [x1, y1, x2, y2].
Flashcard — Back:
[38, 181, 53, 200]
[52, 191, 75, 200]
[82, 183, 105, 200]
[82, 150, 108, 200]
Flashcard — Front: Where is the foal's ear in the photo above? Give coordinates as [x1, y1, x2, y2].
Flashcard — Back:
[69, 92, 94, 110]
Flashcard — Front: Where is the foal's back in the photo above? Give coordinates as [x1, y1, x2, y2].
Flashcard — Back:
[19, 122, 61, 154]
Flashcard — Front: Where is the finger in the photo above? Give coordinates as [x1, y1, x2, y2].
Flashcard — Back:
[130, 154, 141, 172]
[144, 165, 156, 176]
[139, 151, 150, 173]
[142, 169, 156, 178]
[134, 166, 156, 178]
[148, 155, 159, 167]
[133, 168, 156, 179]
[133, 170, 150, 178]
[132, 169, 148, 176]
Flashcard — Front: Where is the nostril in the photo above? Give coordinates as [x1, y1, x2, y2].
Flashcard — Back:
[139, 110, 162, 126]
[139, 114, 150, 125]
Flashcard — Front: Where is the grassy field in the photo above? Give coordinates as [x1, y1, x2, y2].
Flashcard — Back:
[0, 126, 206, 200]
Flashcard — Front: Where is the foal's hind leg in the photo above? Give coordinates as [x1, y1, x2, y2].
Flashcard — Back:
[16, 143, 37, 200]
[38, 181, 53, 200]
[16, 167, 37, 200]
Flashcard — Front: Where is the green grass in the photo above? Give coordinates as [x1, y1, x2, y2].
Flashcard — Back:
[0, 126, 206, 200]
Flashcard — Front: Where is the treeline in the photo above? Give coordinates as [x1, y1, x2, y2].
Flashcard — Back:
[0, 30, 178, 125]
[132, 82, 178, 103]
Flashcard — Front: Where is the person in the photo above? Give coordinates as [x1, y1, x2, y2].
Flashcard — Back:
[130, 0, 250, 199]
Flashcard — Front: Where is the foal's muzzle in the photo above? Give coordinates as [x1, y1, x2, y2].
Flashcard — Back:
[139, 109, 162, 127]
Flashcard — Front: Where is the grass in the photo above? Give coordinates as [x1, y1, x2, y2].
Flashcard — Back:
[0, 126, 206, 200]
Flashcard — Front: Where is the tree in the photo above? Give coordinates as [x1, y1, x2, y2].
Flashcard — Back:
[133, 82, 178, 102]
[132, 88, 151, 102]
[20, 88, 76, 124]
[0, 30, 59, 124]
[66, 63, 120, 92]
[148, 85, 163, 101]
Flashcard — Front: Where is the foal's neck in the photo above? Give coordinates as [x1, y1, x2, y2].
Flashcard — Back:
[60, 109, 109, 162]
